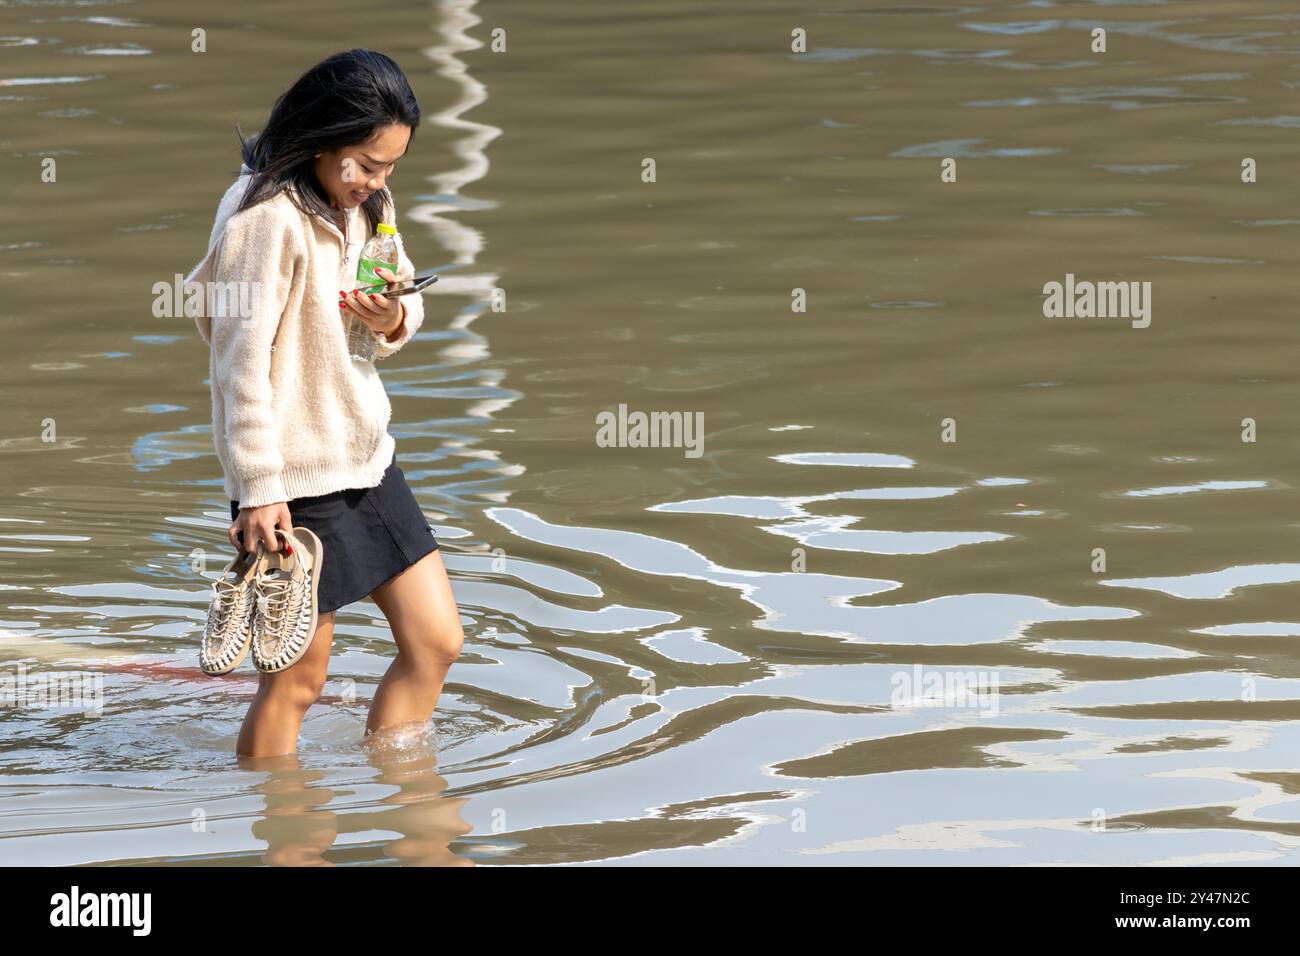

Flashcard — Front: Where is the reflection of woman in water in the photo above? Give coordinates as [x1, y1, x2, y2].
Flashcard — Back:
[186, 49, 463, 756]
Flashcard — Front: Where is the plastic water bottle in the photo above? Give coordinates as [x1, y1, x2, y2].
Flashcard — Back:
[347, 223, 399, 362]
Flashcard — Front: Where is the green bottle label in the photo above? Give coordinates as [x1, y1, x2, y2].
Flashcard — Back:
[357, 256, 393, 291]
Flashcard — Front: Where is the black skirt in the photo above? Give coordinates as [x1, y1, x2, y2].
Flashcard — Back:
[229, 450, 439, 614]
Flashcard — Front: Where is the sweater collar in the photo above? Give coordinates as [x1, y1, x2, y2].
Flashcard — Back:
[316, 201, 356, 246]
[236, 163, 357, 245]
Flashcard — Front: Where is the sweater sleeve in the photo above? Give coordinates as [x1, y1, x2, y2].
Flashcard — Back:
[372, 197, 425, 361]
[209, 202, 298, 508]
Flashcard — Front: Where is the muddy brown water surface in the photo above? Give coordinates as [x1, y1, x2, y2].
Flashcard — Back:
[2, 0, 1299, 865]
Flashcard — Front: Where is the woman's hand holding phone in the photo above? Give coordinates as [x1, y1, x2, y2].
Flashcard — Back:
[339, 265, 405, 340]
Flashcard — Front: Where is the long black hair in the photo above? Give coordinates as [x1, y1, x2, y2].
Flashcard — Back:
[234, 49, 420, 238]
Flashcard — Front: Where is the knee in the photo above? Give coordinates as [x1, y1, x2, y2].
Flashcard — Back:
[430, 620, 464, 665]
[258, 665, 328, 710]
[409, 617, 464, 668]
[442, 624, 465, 663]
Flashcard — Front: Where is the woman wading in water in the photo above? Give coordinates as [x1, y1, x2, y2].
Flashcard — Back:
[186, 49, 463, 757]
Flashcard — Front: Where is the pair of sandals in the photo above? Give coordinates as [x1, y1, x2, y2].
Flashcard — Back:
[200, 526, 324, 675]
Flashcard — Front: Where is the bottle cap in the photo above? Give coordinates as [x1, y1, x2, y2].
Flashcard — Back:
[376, 223, 396, 235]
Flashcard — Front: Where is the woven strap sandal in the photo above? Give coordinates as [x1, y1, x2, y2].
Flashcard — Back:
[250, 526, 324, 673]
[200, 542, 268, 675]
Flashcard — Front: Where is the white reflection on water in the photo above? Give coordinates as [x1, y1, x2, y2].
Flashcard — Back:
[489, 507, 1136, 646]
[1101, 563, 1300, 599]
[764, 515, 1008, 555]
[1122, 479, 1268, 497]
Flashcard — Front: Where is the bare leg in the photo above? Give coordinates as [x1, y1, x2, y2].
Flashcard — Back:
[236, 611, 335, 757]
[366, 550, 464, 736]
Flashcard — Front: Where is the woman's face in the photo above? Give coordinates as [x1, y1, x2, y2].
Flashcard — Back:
[314, 123, 411, 210]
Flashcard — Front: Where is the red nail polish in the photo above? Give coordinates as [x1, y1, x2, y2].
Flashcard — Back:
[369, 294, 378, 301]
[285, 545, 292, 555]
[338, 301, 346, 308]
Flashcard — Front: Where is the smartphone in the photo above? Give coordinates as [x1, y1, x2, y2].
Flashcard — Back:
[367, 270, 439, 297]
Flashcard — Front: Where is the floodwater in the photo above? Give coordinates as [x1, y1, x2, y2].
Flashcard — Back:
[3, 0, 1300, 866]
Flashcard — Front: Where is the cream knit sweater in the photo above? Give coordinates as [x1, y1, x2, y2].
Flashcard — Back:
[186, 164, 425, 508]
